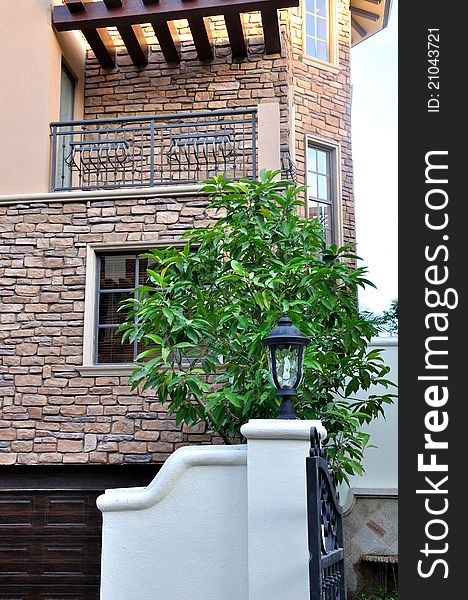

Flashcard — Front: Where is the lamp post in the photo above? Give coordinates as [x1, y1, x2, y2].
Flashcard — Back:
[261, 313, 311, 420]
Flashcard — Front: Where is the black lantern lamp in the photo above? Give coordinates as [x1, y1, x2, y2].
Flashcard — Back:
[261, 313, 311, 420]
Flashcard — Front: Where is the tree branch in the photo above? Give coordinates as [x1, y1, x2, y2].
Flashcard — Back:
[190, 393, 232, 445]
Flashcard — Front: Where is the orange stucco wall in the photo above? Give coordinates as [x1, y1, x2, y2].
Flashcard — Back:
[0, 0, 85, 195]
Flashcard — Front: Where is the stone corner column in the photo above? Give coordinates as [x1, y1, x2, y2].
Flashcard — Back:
[257, 102, 281, 173]
[240, 419, 326, 600]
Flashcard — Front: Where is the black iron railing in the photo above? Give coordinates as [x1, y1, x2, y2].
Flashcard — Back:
[307, 427, 346, 600]
[281, 146, 297, 183]
[50, 108, 257, 192]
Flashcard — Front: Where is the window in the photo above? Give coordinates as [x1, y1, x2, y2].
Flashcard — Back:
[58, 62, 76, 189]
[306, 143, 336, 244]
[96, 253, 152, 364]
[60, 62, 75, 122]
[305, 0, 331, 62]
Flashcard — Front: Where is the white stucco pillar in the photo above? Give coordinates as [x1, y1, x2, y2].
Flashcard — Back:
[257, 102, 281, 172]
[240, 419, 327, 600]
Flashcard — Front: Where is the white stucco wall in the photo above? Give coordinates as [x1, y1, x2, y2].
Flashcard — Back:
[241, 420, 326, 600]
[98, 419, 326, 600]
[340, 337, 398, 509]
[98, 445, 249, 600]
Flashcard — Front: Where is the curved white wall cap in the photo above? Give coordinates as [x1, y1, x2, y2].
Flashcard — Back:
[341, 487, 399, 514]
[240, 419, 326, 441]
[97, 444, 247, 513]
[369, 336, 398, 347]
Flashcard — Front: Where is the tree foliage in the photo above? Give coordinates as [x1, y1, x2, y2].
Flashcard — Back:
[119, 171, 396, 482]
[362, 299, 399, 336]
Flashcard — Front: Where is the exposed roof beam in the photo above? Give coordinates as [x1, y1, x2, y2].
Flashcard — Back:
[351, 16, 367, 38]
[187, 16, 214, 61]
[82, 28, 116, 68]
[260, 9, 282, 54]
[64, 0, 85, 14]
[362, 0, 382, 4]
[151, 21, 181, 64]
[103, 0, 123, 8]
[224, 13, 247, 58]
[118, 24, 148, 66]
[350, 6, 380, 22]
[53, 0, 300, 31]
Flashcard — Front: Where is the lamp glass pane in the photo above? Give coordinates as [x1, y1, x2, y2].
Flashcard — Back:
[272, 344, 300, 390]
[266, 346, 278, 389]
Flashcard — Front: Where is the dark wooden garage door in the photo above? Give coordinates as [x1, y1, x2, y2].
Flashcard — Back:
[0, 465, 159, 600]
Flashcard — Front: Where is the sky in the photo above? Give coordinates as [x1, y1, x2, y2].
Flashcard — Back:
[351, 0, 398, 313]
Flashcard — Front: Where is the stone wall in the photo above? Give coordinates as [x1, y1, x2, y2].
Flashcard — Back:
[83, 5, 354, 242]
[0, 194, 222, 466]
[344, 495, 398, 598]
[289, 1, 354, 240]
[84, 13, 292, 149]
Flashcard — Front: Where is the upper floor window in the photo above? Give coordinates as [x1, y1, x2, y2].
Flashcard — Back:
[58, 63, 76, 189]
[305, 0, 331, 63]
[307, 142, 336, 244]
[60, 62, 75, 122]
[96, 253, 151, 364]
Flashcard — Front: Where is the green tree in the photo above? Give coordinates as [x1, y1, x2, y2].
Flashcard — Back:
[363, 299, 398, 336]
[119, 171, 396, 482]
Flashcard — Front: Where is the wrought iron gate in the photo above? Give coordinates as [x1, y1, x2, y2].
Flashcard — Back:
[306, 427, 346, 600]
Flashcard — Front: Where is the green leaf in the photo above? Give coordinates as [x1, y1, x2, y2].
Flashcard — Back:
[231, 260, 248, 276]
[226, 392, 243, 409]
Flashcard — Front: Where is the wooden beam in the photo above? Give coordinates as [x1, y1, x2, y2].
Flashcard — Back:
[65, 0, 85, 14]
[362, 0, 382, 5]
[224, 13, 247, 58]
[350, 6, 380, 22]
[351, 16, 367, 38]
[260, 9, 281, 54]
[82, 28, 116, 68]
[53, 0, 300, 31]
[187, 16, 213, 61]
[118, 24, 148, 66]
[151, 21, 181, 63]
[103, 0, 122, 8]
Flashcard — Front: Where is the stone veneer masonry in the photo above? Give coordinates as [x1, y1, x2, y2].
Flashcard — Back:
[0, 195, 222, 465]
[0, 2, 354, 464]
[83, 3, 354, 236]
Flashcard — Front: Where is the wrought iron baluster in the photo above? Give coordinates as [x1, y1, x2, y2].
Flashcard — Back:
[60, 133, 66, 189]
[167, 125, 172, 184]
[241, 118, 246, 178]
[106, 128, 110, 188]
[252, 110, 257, 178]
[50, 126, 58, 192]
[77, 127, 83, 190]
[139, 126, 144, 186]
[84, 130, 90, 189]
[122, 126, 127, 187]
[149, 119, 155, 187]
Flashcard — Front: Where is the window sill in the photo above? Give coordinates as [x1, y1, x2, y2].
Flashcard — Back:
[77, 365, 136, 377]
[302, 55, 341, 75]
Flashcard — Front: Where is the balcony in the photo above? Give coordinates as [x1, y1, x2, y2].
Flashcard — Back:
[50, 108, 258, 192]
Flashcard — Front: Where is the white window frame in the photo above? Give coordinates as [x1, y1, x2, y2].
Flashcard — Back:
[303, 0, 339, 71]
[80, 241, 171, 376]
[305, 135, 343, 246]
